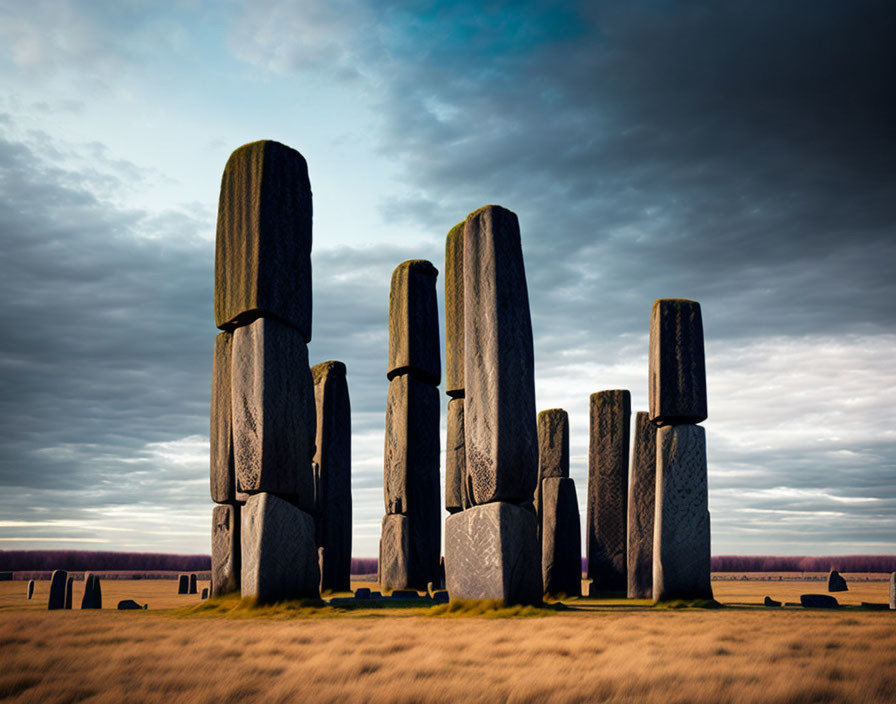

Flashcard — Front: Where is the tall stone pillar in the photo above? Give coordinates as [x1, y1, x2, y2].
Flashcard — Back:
[380, 260, 441, 592]
[312, 361, 352, 593]
[627, 411, 657, 599]
[444, 205, 541, 605]
[650, 298, 713, 601]
[586, 390, 630, 595]
[212, 140, 319, 603]
[535, 409, 570, 536]
[444, 221, 468, 514]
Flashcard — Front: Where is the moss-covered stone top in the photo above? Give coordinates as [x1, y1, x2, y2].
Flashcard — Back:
[311, 360, 346, 385]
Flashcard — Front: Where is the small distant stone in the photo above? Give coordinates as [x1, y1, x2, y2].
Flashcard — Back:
[201, 588, 209, 600]
[177, 574, 189, 594]
[27, 579, 34, 599]
[117, 599, 142, 610]
[827, 570, 848, 592]
[890, 572, 895, 610]
[189, 574, 198, 594]
[354, 588, 371, 599]
[48, 570, 67, 610]
[432, 591, 449, 604]
[800, 594, 839, 609]
[763, 596, 781, 607]
[370, 591, 382, 598]
[391, 589, 419, 599]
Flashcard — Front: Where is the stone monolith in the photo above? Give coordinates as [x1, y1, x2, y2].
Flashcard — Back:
[587, 390, 630, 594]
[210, 331, 237, 503]
[387, 260, 440, 384]
[649, 299, 707, 426]
[445, 398, 467, 514]
[379, 514, 411, 592]
[241, 492, 319, 602]
[231, 316, 315, 509]
[311, 360, 352, 593]
[445, 221, 465, 397]
[81, 573, 102, 609]
[535, 409, 569, 535]
[64, 576, 73, 609]
[828, 570, 848, 592]
[48, 570, 67, 610]
[177, 574, 189, 594]
[201, 588, 209, 600]
[27, 580, 34, 600]
[463, 205, 537, 505]
[627, 411, 658, 599]
[890, 572, 895, 610]
[212, 504, 241, 596]
[189, 574, 198, 594]
[653, 424, 713, 601]
[444, 502, 541, 604]
[214, 140, 313, 340]
[541, 477, 581, 597]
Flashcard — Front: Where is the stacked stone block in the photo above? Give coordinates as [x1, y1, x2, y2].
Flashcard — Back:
[381, 260, 441, 591]
[211, 140, 319, 603]
[650, 299, 713, 601]
[444, 205, 541, 605]
[312, 360, 352, 592]
[587, 390, 631, 595]
[444, 222, 469, 514]
[627, 411, 658, 599]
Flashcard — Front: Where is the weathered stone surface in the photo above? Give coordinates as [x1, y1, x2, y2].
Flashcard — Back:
[189, 574, 197, 594]
[627, 411, 658, 599]
[828, 570, 848, 592]
[535, 409, 569, 536]
[586, 390, 631, 593]
[444, 502, 542, 605]
[64, 576, 73, 609]
[117, 599, 143, 610]
[241, 492, 320, 602]
[463, 205, 537, 505]
[445, 221, 465, 397]
[210, 331, 237, 504]
[177, 575, 189, 594]
[649, 299, 707, 426]
[212, 504, 240, 596]
[27, 580, 34, 599]
[541, 477, 582, 597]
[214, 140, 313, 340]
[231, 316, 315, 510]
[445, 398, 467, 514]
[387, 260, 440, 384]
[890, 572, 895, 610]
[801, 594, 839, 608]
[311, 360, 352, 593]
[653, 424, 713, 601]
[379, 513, 410, 591]
[81, 573, 102, 609]
[764, 596, 782, 607]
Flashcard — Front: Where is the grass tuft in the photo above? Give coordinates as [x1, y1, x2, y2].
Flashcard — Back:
[653, 598, 723, 610]
[425, 598, 558, 618]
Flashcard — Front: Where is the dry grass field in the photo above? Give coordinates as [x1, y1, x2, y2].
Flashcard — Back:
[1, 577, 894, 703]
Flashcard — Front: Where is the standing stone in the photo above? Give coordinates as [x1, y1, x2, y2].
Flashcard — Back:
[81, 573, 102, 609]
[64, 576, 73, 609]
[535, 409, 569, 535]
[189, 574, 198, 594]
[445, 502, 541, 605]
[27, 580, 34, 600]
[48, 570, 67, 610]
[311, 360, 352, 593]
[212, 504, 241, 596]
[828, 570, 848, 592]
[445, 398, 467, 514]
[445, 221, 465, 397]
[627, 411, 658, 599]
[889, 572, 895, 610]
[653, 424, 713, 601]
[587, 390, 631, 594]
[201, 587, 209, 600]
[231, 316, 315, 510]
[541, 477, 582, 597]
[177, 574, 189, 594]
[241, 492, 319, 603]
[214, 140, 313, 341]
[387, 260, 440, 384]
[649, 299, 707, 426]
[379, 514, 411, 592]
[210, 331, 237, 504]
[463, 205, 537, 505]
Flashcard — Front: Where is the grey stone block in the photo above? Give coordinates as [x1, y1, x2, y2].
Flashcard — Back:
[81, 573, 102, 609]
[444, 220, 465, 397]
[214, 140, 313, 340]
[627, 411, 658, 599]
[241, 492, 320, 602]
[541, 477, 581, 597]
[311, 360, 352, 593]
[444, 502, 542, 605]
[649, 299, 707, 426]
[586, 390, 630, 594]
[64, 576, 73, 609]
[801, 594, 839, 608]
[828, 570, 848, 592]
[177, 574, 189, 594]
[387, 260, 440, 384]
[445, 398, 467, 514]
[890, 572, 895, 610]
[379, 513, 410, 591]
[535, 409, 569, 536]
[463, 205, 537, 505]
[27, 579, 34, 600]
[210, 331, 237, 504]
[231, 316, 315, 511]
[653, 424, 713, 601]
[212, 504, 241, 596]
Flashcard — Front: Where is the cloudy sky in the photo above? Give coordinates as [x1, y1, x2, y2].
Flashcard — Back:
[1, 1, 894, 558]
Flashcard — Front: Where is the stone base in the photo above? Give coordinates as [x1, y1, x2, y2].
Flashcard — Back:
[212, 505, 241, 596]
[241, 493, 319, 603]
[445, 502, 541, 605]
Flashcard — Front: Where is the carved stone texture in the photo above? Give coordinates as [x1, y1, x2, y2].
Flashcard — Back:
[649, 299, 707, 426]
[241, 492, 320, 603]
[231, 316, 315, 511]
[27, 580, 34, 600]
[535, 409, 569, 536]
[379, 513, 411, 592]
[445, 221, 465, 397]
[801, 594, 839, 609]
[586, 390, 631, 594]
[212, 504, 241, 596]
[64, 576, 73, 609]
[383, 375, 440, 577]
[890, 573, 895, 610]
[81, 573, 102, 609]
[828, 570, 848, 592]
[542, 477, 582, 597]
[627, 411, 658, 599]
[653, 424, 713, 601]
[214, 140, 313, 341]
[311, 360, 352, 592]
[445, 398, 467, 514]
[211, 331, 237, 504]
[177, 575, 189, 594]
[387, 260, 440, 384]
[463, 205, 537, 505]
[444, 501, 542, 605]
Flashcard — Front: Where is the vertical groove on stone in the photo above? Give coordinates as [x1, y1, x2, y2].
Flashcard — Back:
[535, 408, 570, 538]
[586, 390, 631, 593]
[445, 398, 466, 514]
[210, 331, 235, 503]
[649, 299, 707, 426]
[445, 221, 465, 397]
[627, 411, 657, 599]
[387, 260, 440, 384]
